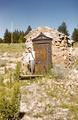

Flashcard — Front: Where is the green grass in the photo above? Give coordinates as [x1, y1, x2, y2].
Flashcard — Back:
[0, 43, 25, 53]
[0, 81, 20, 120]
[73, 58, 78, 69]
[74, 58, 78, 65]
[73, 42, 78, 48]
[61, 103, 78, 119]
[0, 60, 7, 67]
[0, 63, 21, 120]
[0, 43, 78, 119]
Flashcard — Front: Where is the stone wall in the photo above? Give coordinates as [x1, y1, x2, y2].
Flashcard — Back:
[24, 27, 72, 68]
[0, 52, 21, 75]
[52, 36, 68, 67]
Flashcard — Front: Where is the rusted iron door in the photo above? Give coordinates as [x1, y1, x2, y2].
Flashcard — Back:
[33, 42, 52, 74]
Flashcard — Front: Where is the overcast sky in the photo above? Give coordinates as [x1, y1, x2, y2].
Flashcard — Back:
[0, 0, 78, 38]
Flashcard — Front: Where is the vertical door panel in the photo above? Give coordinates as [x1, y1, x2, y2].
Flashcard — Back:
[34, 43, 52, 74]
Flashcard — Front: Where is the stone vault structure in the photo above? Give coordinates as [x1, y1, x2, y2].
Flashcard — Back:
[24, 26, 72, 70]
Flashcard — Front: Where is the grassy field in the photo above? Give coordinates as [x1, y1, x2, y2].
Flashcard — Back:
[0, 43, 78, 119]
[0, 43, 25, 53]
[0, 43, 77, 53]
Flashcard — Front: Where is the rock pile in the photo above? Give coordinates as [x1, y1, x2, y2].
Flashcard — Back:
[0, 52, 21, 75]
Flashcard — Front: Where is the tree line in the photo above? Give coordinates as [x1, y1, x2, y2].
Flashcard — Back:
[0, 23, 78, 43]
[0, 25, 32, 43]
[57, 22, 78, 42]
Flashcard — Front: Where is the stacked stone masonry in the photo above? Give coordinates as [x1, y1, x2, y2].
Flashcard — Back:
[24, 26, 72, 68]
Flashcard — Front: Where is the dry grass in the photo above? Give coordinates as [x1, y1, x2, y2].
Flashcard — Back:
[0, 43, 25, 53]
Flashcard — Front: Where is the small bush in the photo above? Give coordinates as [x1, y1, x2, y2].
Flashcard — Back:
[73, 58, 78, 69]
[0, 75, 4, 84]
[14, 62, 21, 80]
[46, 68, 64, 80]
[0, 81, 20, 120]
[74, 58, 78, 66]
[0, 60, 7, 67]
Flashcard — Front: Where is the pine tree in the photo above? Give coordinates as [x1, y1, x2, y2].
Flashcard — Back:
[13, 30, 20, 43]
[19, 31, 24, 43]
[58, 22, 69, 36]
[4, 29, 11, 43]
[72, 28, 78, 42]
[0, 38, 3, 43]
[25, 25, 32, 35]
